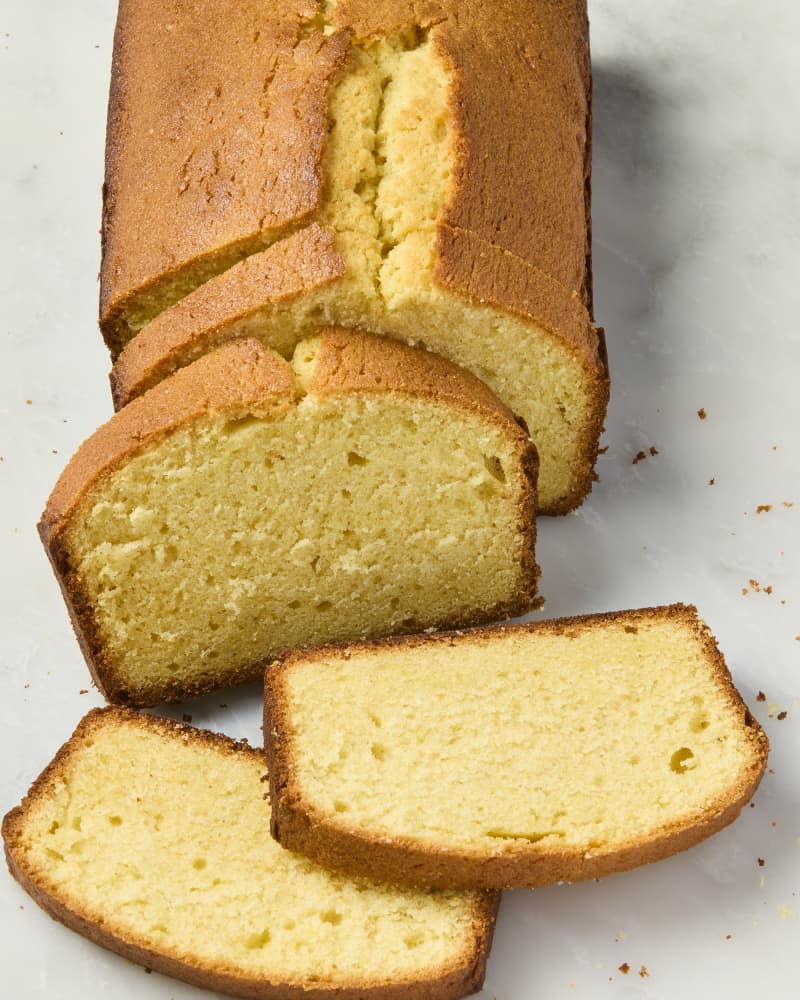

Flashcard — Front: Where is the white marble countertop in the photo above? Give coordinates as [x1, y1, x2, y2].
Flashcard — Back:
[1, 2, 798, 997]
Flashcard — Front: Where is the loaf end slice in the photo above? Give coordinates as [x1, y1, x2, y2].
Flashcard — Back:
[264, 604, 768, 889]
[3, 709, 497, 1000]
[41, 331, 538, 706]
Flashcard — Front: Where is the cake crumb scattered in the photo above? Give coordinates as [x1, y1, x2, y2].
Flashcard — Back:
[779, 904, 797, 920]
[182, 713, 192, 723]
[598, 445, 609, 455]
[777, 711, 787, 721]
[649, 446, 659, 456]
[758, 858, 765, 867]
[618, 963, 630, 975]
[25, 399, 32, 405]
[742, 588, 749, 596]
[79, 689, 88, 695]
[783, 501, 793, 508]
[725, 934, 732, 940]
[697, 408, 707, 420]
[756, 504, 772, 514]
[638, 966, 649, 979]
[632, 451, 647, 465]
[765, 585, 773, 595]
[709, 478, 715, 485]
[23, 683, 29, 689]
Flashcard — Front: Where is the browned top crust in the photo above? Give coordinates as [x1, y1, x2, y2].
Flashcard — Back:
[335, 0, 593, 306]
[100, 0, 349, 353]
[40, 339, 296, 550]
[110, 224, 346, 408]
[3, 708, 500, 1000]
[264, 604, 769, 890]
[101, 1, 598, 362]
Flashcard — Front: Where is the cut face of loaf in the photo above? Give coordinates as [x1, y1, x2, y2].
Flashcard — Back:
[102, 1, 608, 514]
[264, 605, 768, 890]
[2, 709, 497, 1000]
[40, 331, 538, 706]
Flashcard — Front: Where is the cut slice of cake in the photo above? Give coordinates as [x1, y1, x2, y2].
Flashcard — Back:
[3, 709, 498, 1000]
[264, 604, 768, 890]
[40, 330, 538, 706]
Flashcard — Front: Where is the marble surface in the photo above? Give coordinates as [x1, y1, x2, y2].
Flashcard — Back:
[1, 1, 798, 997]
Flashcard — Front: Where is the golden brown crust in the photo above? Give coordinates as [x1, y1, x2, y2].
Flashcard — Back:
[111, 224, 346, 409]
[3, 709, 498, 1000]
[41, 331, 538, 705]
[335, 1, 592, 300]
[101, 1, 349, 356]
[101, 1, 605, 513]
[264, 604, 769, 890]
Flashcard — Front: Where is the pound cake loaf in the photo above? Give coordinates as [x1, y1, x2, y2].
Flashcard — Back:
[3, 709, 497, 1000]
[264, 604, 768, 889]
[101, 0, 608, 514]
[40, 330, 538, 706]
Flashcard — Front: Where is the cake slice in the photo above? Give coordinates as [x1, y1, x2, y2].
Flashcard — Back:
[264, 605, 768, 889]
[3, 709, 497, 1000]
[40, 330, 538, 706]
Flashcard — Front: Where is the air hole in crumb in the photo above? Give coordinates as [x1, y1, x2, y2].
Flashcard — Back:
[287, 600, 301, 610]
[244, 929, 271, 949]
[670, 748, 696, 773]
[333, 800, 349, 813]
[371, 743, 387, 761]
[192, 858, 207, 871]
[71, 817, 82, 831]
[47, 821, 60, 835]
[316, 600, 332, 611]
[368, 712, 382, 727]
[109, 816, 123, 826]
[483, 455, 506, 483]
[404, 932, 425, 949]
[690, 713, 710, 732]
[320, 910, 343, 925]
[224, 415, 260, 436]
[347, 451, 368, 466]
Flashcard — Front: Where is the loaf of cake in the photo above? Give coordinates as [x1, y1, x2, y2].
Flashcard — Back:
[40, 330, 538, 706]
[264, 604, 768, 889]
[3, 709, 498, 999]
[101, 0, 608, 514]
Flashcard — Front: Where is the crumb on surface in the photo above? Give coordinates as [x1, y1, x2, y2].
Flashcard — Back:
[708, 478, 715, 485]
[618, 963, 630, 975]
[758, 858, 765, 867]
[649, 446, 658, 456]
[757, 691, 766, 701]
[25, 399, 32, 405]
[697, 408, 707, 419]
[598, 445, 609, 454]
[639, 966, 649, 979]
[726, 934, 732, 940]
[756, 504, 772, 514]
[742, 588, 749, 596]
[79, 689, 88, 695]
[777, 711, 787, 720]
[632, 450, 647, 465]
[783, 501, 793, 508]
